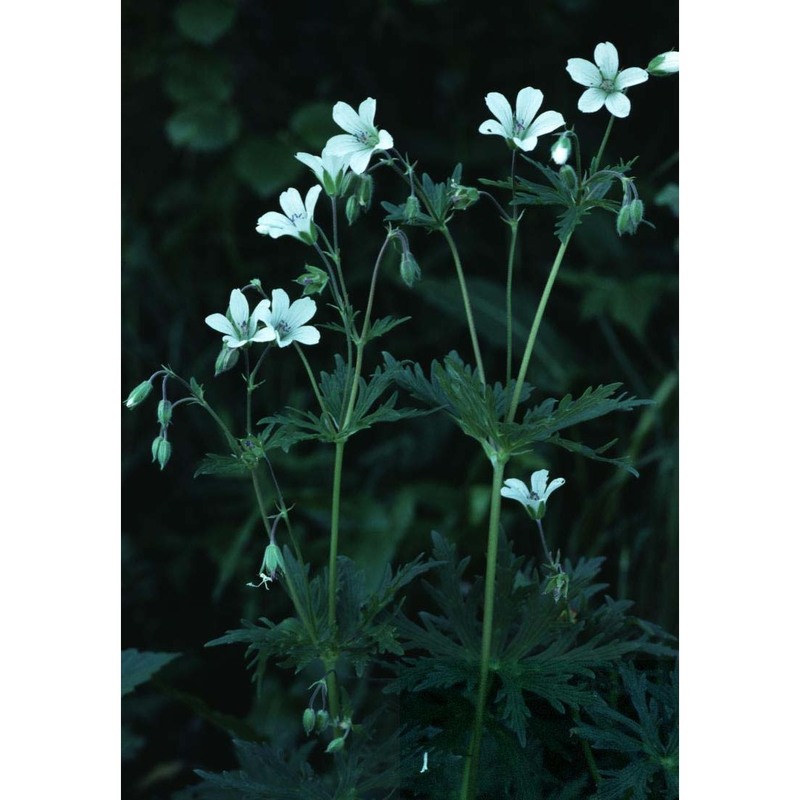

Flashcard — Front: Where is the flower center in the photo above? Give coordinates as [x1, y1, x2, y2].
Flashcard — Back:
[275, 320, 292, 339]
[512, 116, 526, 135]
[600, 78, 616, 93]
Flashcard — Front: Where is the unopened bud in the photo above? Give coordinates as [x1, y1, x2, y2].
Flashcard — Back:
[559, 165, 578, 196]
[356, 174, 373, 209]
[345, 194, 361, 225]
[551, 133, 571, 166]
[647, 51, 679, 76]
[157, 399, 173, 428]
[302, 708, 316, 736]
[400, 251, 421, 288]
[263, 542, 285, 576]
[449, 182, 479, 211]
[124, 381, 153, 410]
[314, 709, 330, 733]
[404, 195, 421, 222]
[215, 344, 240, 377]
[325, 736, 346, 754]
[616, 199, 644, 236]
[151, 436, 172, 471]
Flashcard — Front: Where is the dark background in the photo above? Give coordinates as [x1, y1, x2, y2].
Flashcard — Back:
[122, 1, 678, 795]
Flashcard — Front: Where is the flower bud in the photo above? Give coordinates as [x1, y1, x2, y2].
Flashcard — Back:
[551, 133, 572, 166]
[124, 381, 153, 409]
[303, 708, 316, 736]
[404, 195, 421, 222]
[356, 173, 373, 209]
[647, 51, 679, 76]
[616, 199, 644, 236]
[345, 194, 361, 225]
[325, 736, 346, 754]
[151, 436, 172, 471]
[294, 264, 329, 296]
[157, 399, 173, 428]
[399, 251, 421, 288]
[214, 344, 240, 377]
[314, 709, 330, 733]
[559, 165, 578, 196]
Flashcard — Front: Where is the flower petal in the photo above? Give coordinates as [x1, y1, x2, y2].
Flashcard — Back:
[304, 185, 323, 216]
[251, 298, 271, 324]
[528, 110, 565, 137]
[284, 296, 317, 329]
[332, 101, 363, 135]
[358, 97, 377, 127]
[269, 288, 290, 324]
[605, 91, 631, 118]
[348, 146, 374, 175]
[529, 470, 549, 499]
[577, 87, 607, 113]
[542, 477, 565, 502]
[485, 92, 514, 135]
[251, 326, 277, 343]
[594, 42, 619, 80]
[324, 134, 366, 158]
[616, 66, 649, 90]
[478, 119, 507, 138]
[514, 134, 538, 152]
[376, 129, 394, 150]
[256, 212, 296, 238]
[566, 58, 601, 87]
[500, 478, 531, 505]
[296, 152, 324, 182]
[228, 289, 249, 328]
[290, 325, 321, 346]
[278, 187, 305, 220]
[205, 313, 237, 337]
[515, 87, 543, 129]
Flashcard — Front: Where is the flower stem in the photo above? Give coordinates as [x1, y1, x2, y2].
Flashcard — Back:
[440, 225, 486, 385]
[593, 115, 616, 173]
[536, 518, 554, 566]
[294, 343, 329, 422]
[506, 233, 573, 423]
[505, 219, 519, 386]
[460, 458, 507, 800]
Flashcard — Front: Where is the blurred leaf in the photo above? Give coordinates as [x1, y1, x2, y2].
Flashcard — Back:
[174, 0, 237, 46]
[289, 102, 338, 151]
[654, 182, 679, 217]
[163, 51, 233, 104]
[233, 136, 304, 198]
[121, 649, 179, 696]
[166, 103, 241, 151]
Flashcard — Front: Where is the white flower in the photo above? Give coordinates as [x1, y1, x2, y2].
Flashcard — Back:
[265, 288, 321, 347]
[256, 185, 323, 244]
[566, 42, 648, 119]
[647, 51, 679, 76]
[325, 98, 394, 174]
[478, 87, 565, 151]
[205, 289, 275, 349]
[550, 132, 572, 165]
[501, 469, 565, 520]
[295, 147, 351, 196]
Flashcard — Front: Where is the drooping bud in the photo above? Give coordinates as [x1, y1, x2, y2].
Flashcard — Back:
[356, 173, 373, 209]
[263, 542, 285, 577]
[151, 436, 172, 471]
[647, 51, 679, 76]
[551, 133, 572, 166]
[303, 708, 316, 736]
[294, 264, 329, 296]
[124, 381, 153, 410]
[399, 251, 421, 288]
[616, 199, 644, 236]
[314, 709, 330, 733]
[157, 399, 173, 428]
[345, 194, 361, 225]
[559, 165, 579, 197]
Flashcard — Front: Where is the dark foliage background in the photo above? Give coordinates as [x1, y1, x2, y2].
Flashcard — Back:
[122, 1, 677, 796]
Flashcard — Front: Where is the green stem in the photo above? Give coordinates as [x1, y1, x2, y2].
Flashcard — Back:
[460, 459, 507, 800]
[324, 438, 346, 723]
[440, 225, 486, 385]
[593, 115, 616, 173]
[294, 343, 329, 421]
[505, 219, 519, 386]
[506, 233, 573, 423]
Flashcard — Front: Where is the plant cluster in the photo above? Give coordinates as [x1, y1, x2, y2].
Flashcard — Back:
[125, 40, 679, 800]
